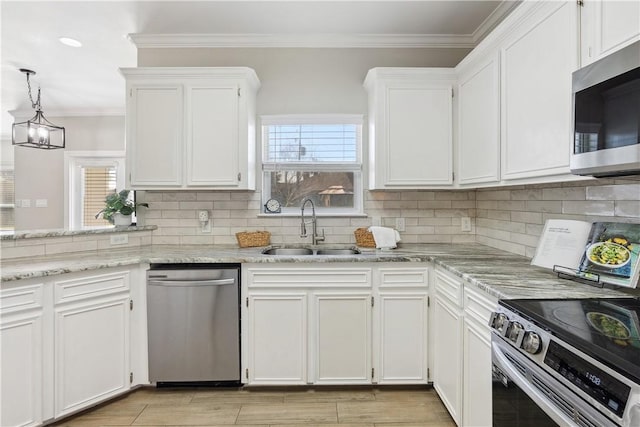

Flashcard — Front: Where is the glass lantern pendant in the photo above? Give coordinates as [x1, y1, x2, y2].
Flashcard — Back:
[12, 69, 65, 149]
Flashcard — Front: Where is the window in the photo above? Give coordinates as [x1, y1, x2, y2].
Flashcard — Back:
[0, 168, 15, 233]
[65, 152, 125, 229]
[262, 115, 363, 215]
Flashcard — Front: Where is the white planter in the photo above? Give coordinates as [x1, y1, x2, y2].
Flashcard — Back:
[113, 213, 132, 227]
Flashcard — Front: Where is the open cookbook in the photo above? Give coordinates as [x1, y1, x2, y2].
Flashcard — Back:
[532, 220, 640, 288]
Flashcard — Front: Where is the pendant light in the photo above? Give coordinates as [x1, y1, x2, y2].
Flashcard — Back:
[12, 69, 65, 149]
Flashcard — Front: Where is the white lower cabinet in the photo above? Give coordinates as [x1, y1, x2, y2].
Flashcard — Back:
[0, 284, 46, 427]
[313, 293, 372, 384]
[53, 271, 131, 418]
[433, 267, 499, 427]
[243, 264, 429, 386]
[247, 294, 307, 384]
[0, 267, 139, 426]
[462, 285, 498, 427]
[375, 268, 429, 384]
[433, 270, 463, 425]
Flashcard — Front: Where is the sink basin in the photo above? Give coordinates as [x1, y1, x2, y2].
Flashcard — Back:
[261, 247, 361, 256]
[316, 248, 361, 255]
[261, 248, 314, 255]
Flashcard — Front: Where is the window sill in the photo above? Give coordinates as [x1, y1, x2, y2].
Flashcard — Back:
[257, 213, 368, 218]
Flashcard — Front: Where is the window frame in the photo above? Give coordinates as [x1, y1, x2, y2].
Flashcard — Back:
[64, 151, 125, 230]
[261, 114, 364, 216]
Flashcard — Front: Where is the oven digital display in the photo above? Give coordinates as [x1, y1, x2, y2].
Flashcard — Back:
[544, 341, 630, 418]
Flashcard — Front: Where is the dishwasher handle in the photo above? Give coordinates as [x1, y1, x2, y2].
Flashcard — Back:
[148, 278, 236, 287]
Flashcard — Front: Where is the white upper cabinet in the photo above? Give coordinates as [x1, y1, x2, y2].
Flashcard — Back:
[456, 53, 501, 185]
[500, 1, 578, 181]
[121, 67, 260, 190]
[364, 68, 455, 189]
[580, 0, 640, 66]
[127, 85, 183, 187]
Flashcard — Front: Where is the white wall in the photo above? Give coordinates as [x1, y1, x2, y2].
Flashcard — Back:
[14, 115, 124, 230]
[138, 47, 470, 115]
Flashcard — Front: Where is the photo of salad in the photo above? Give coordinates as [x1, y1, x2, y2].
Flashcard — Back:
[578, 223, 640, 282]
[587, 241, 631, 268]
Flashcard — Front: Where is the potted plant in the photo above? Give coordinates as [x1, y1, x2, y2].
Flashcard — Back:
[95, 190, 148, 226]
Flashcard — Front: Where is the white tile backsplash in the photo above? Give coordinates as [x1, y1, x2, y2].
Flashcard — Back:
[137, 180, 639, 254]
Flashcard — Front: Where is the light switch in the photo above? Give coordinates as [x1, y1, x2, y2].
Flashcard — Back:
[35, 199, 48, 208]
[21, 199, 31, 208]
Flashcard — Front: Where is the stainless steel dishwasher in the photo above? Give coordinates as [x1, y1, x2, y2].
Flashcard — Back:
[146, 264, 240, 385]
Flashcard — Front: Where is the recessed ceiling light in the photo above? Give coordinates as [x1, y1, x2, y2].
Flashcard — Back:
[59, 37, 82, 48]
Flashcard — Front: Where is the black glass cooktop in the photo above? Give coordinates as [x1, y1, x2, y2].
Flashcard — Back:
[501, 298, 640, 384]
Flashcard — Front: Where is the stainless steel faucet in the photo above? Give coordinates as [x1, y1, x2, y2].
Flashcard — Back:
[300, 198, 325, 245]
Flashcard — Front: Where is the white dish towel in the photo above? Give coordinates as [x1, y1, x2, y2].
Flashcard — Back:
[368, 226, 401, 249]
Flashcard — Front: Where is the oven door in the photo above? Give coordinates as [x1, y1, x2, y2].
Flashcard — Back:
[491, 335, 617, 427]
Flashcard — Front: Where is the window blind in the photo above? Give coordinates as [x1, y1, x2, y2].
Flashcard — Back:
[0, 169, 15, 230]
[83, 166, 117, 227]
[265, 124, 357, 163]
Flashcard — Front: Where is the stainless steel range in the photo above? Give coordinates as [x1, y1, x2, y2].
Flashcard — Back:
[490, 298, 640, 427]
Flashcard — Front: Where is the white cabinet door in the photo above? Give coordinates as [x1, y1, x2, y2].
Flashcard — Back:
[462, 284, 497, 427]
[376, 293, 428, 384]
[433, 269, 463, 425]
[127, 85, 183, 187]
[186, 85, 239, 187]
[1, 285, 44, 427]
[53, 270, 131, 418]
[365, 68, 455, 189]
[581, 0, 640, 66]
[457, 53, 500, 185]
[433, 295, 463, 425]
[501, 1, 578, 180]
[247, 294, 307, 385]
[462, 317, 492, 427]
[55, 295, 130, 417]
[312, 293, 372, 384]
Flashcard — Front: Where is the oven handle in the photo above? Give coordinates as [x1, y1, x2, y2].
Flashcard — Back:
[492, 339, 578, 427]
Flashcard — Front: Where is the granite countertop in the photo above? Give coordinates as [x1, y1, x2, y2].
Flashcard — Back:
[1, 243, 637, 301]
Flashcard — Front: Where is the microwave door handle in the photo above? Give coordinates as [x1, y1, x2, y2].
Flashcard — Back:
[491, 341, 577, 427]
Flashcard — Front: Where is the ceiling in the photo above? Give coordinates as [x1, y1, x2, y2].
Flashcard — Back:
[1, 0, 515, 140]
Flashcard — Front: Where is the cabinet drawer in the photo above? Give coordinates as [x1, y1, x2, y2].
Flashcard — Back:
[247, 268, 371, 289]
[54, 271, 129, 304]
[0, 284, 43, 314]
[464, 284, 498, 326]
[434, 269, 462, 306]
[379, 268, 429, 289]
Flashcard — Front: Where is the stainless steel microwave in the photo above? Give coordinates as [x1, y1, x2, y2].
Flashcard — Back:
[570, 40, 640, 177]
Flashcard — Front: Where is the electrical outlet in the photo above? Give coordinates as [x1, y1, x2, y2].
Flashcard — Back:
[461, 217, 472, 232]
[110, 234, 129, 245]
[395, 217, 406, 232]
[371, 217, 381, 227]
[35, 199, 48, 208]
[198, 210, 211, 233]
[21, 199, 31, 208]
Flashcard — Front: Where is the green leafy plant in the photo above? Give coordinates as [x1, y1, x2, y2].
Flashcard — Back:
[95, 190, 148, 224]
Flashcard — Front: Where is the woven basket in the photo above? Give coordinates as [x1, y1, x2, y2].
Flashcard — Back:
[354, 228, 376, 248]
[236, 231, 271, 248]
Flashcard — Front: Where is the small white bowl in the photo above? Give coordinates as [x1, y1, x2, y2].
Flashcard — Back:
[586, 242, 631, 269]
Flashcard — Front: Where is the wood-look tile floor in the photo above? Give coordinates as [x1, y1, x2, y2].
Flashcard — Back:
[52, 386, 456, 426]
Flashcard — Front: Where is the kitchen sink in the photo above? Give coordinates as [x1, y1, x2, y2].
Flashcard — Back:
[261, 248, 314, 255]
[315, 248, 361, 255]
[261, 247, 361, 256]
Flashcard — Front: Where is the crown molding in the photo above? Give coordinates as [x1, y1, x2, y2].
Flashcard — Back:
[128, 33, 476, 49]
[8, 108, 125, 119]
[471, 0, 521, 44]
